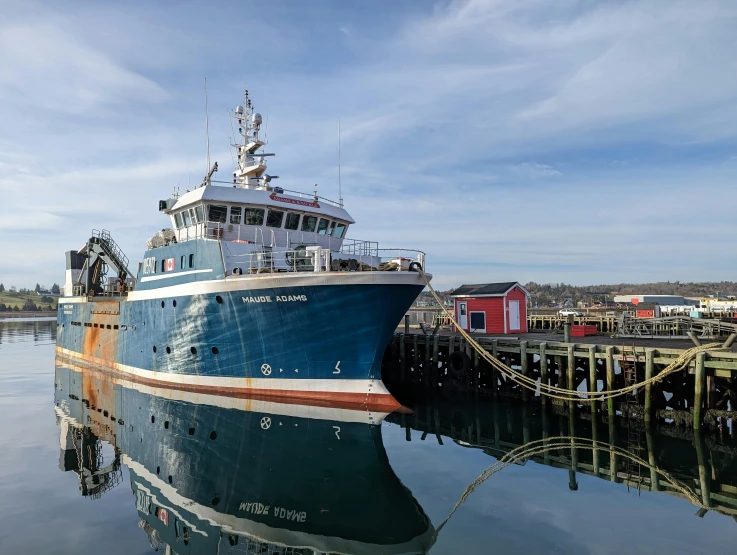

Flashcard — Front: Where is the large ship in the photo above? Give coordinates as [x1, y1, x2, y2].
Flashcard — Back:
[56, 90, 428, 408]
[54, 362, 434, 554]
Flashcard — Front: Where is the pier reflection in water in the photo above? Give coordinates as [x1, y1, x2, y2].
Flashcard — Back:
[1, 321, 737, 554]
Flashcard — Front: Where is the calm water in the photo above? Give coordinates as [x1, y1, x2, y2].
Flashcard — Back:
[1, 320, 736, 554]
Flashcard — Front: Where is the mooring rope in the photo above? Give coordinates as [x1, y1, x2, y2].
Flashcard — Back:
[416, 268, 727, 403]
[428, 435, 712, 548]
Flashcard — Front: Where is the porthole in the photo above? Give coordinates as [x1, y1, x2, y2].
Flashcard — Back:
[161, 301, 165, 308]
[216, 295, 223, 304]
[156, 466, 160, 475]
[153, 346, 157, 353]
[188, 427, 195, 435]
[211, 496, 220, 506]
[173, 299, 177, 308]
[166, 346, 171, 354]
[151, 415, 155, 423]
[209, 431, 217, 440]
[168, 475, 173, 485]
[190, 347, 197, 355]
[164, 421, 170, 429]
[211, 346, 219, 355]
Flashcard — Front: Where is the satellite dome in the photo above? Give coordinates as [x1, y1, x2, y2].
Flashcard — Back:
[235, 105, 244, 115]
[252, 113, 263, 127]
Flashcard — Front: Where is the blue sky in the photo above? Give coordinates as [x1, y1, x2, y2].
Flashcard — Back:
[1, 0, 736, 290]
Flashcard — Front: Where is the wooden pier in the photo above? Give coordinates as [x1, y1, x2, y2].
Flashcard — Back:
[526, 314, 737, 338]
[383, 333, 737, 429]
[386, 399, 737, 518]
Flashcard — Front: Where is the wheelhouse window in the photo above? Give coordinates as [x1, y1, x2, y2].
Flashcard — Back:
[266, 209, 284, 228]
[174, 213, 183, 229]
[317, 218, 330, 235]
[194, 206, 204, 223]
[189, 208, 198, 224]
[208, 205, 227, 223]
[230, 206, 242, 225]
[188, 254, 194, 268]
[182, 210, 192, 227]
[244, 208, 265, 225]
[301, 215, 317, 232]
[284, 212, 300, 230]
[334, 223, 346, 238]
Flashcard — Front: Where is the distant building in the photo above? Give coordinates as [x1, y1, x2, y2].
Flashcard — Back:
[635, 302, 661, 318]
[612, 294, 693, 306]
[450, 282, 529, 334]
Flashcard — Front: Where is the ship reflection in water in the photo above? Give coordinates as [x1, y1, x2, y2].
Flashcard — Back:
[53, 362, 433, 554]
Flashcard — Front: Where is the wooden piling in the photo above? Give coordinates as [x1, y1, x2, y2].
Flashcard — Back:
[645, 348, 654, 422]
[694, 352, 706, 429]
[609, 415, 617, 483]
[694, 428, 712, 508]
[555, 355, 564, 389]
[540, 342, 548, 408]
[492, 339, 499, 398]
[431, 334, 439, 388]
[588, 346, 597, 420]
[399, 333, 406, 382]
[424, 335, 431, 386]
[520, 341, 529, 402]
[567, 345, 575, 411]
[606, 346, 615, 418]
[645, 423, 659, 491]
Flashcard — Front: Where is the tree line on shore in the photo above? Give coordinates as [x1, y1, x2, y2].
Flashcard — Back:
[0, 282, 59, 312]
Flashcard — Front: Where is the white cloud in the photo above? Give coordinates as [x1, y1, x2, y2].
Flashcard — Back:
[0, 22, 168, 115]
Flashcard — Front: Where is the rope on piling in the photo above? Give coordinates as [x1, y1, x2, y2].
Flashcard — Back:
[416, 268, 727, 403]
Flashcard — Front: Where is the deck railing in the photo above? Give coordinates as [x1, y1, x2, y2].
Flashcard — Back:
[225, 247, 425, 275]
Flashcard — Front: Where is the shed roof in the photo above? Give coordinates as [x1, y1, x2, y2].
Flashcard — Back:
[450, 282, 529, 297]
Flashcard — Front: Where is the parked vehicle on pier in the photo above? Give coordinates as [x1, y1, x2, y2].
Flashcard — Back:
[558, 309, 583, 317]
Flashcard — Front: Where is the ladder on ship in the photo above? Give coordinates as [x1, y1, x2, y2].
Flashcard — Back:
[621, 345, 643, 493]
[75, 229, 133, 296]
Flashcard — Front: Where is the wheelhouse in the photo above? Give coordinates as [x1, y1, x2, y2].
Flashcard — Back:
[162, 187, 353, 252]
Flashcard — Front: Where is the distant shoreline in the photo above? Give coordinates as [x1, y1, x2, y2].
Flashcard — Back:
[0, 311, 56, 320]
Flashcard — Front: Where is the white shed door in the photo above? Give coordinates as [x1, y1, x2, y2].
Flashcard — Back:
[509, 300, 521, 331]
[457, 302, 468, 329]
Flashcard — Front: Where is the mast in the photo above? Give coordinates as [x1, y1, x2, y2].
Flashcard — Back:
[205, 78, 211, 179]
[230, 90, 270, 189]
[338, 118, 343, 208]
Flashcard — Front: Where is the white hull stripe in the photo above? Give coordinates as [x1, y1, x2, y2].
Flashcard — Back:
[57, 361, 390, 424]
[139, 269, 213, 282]
[123, 456, 435, 555]
[59, 271, 430, 303]
[56, 346, 392, 396]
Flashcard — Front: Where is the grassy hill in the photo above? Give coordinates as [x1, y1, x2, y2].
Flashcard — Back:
[0, 290, 58, 312]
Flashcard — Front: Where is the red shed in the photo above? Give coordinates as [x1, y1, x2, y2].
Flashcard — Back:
[450, 282, 530, 334]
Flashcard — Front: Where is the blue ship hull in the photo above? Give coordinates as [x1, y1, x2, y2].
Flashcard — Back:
[54, 363, 434, 553]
